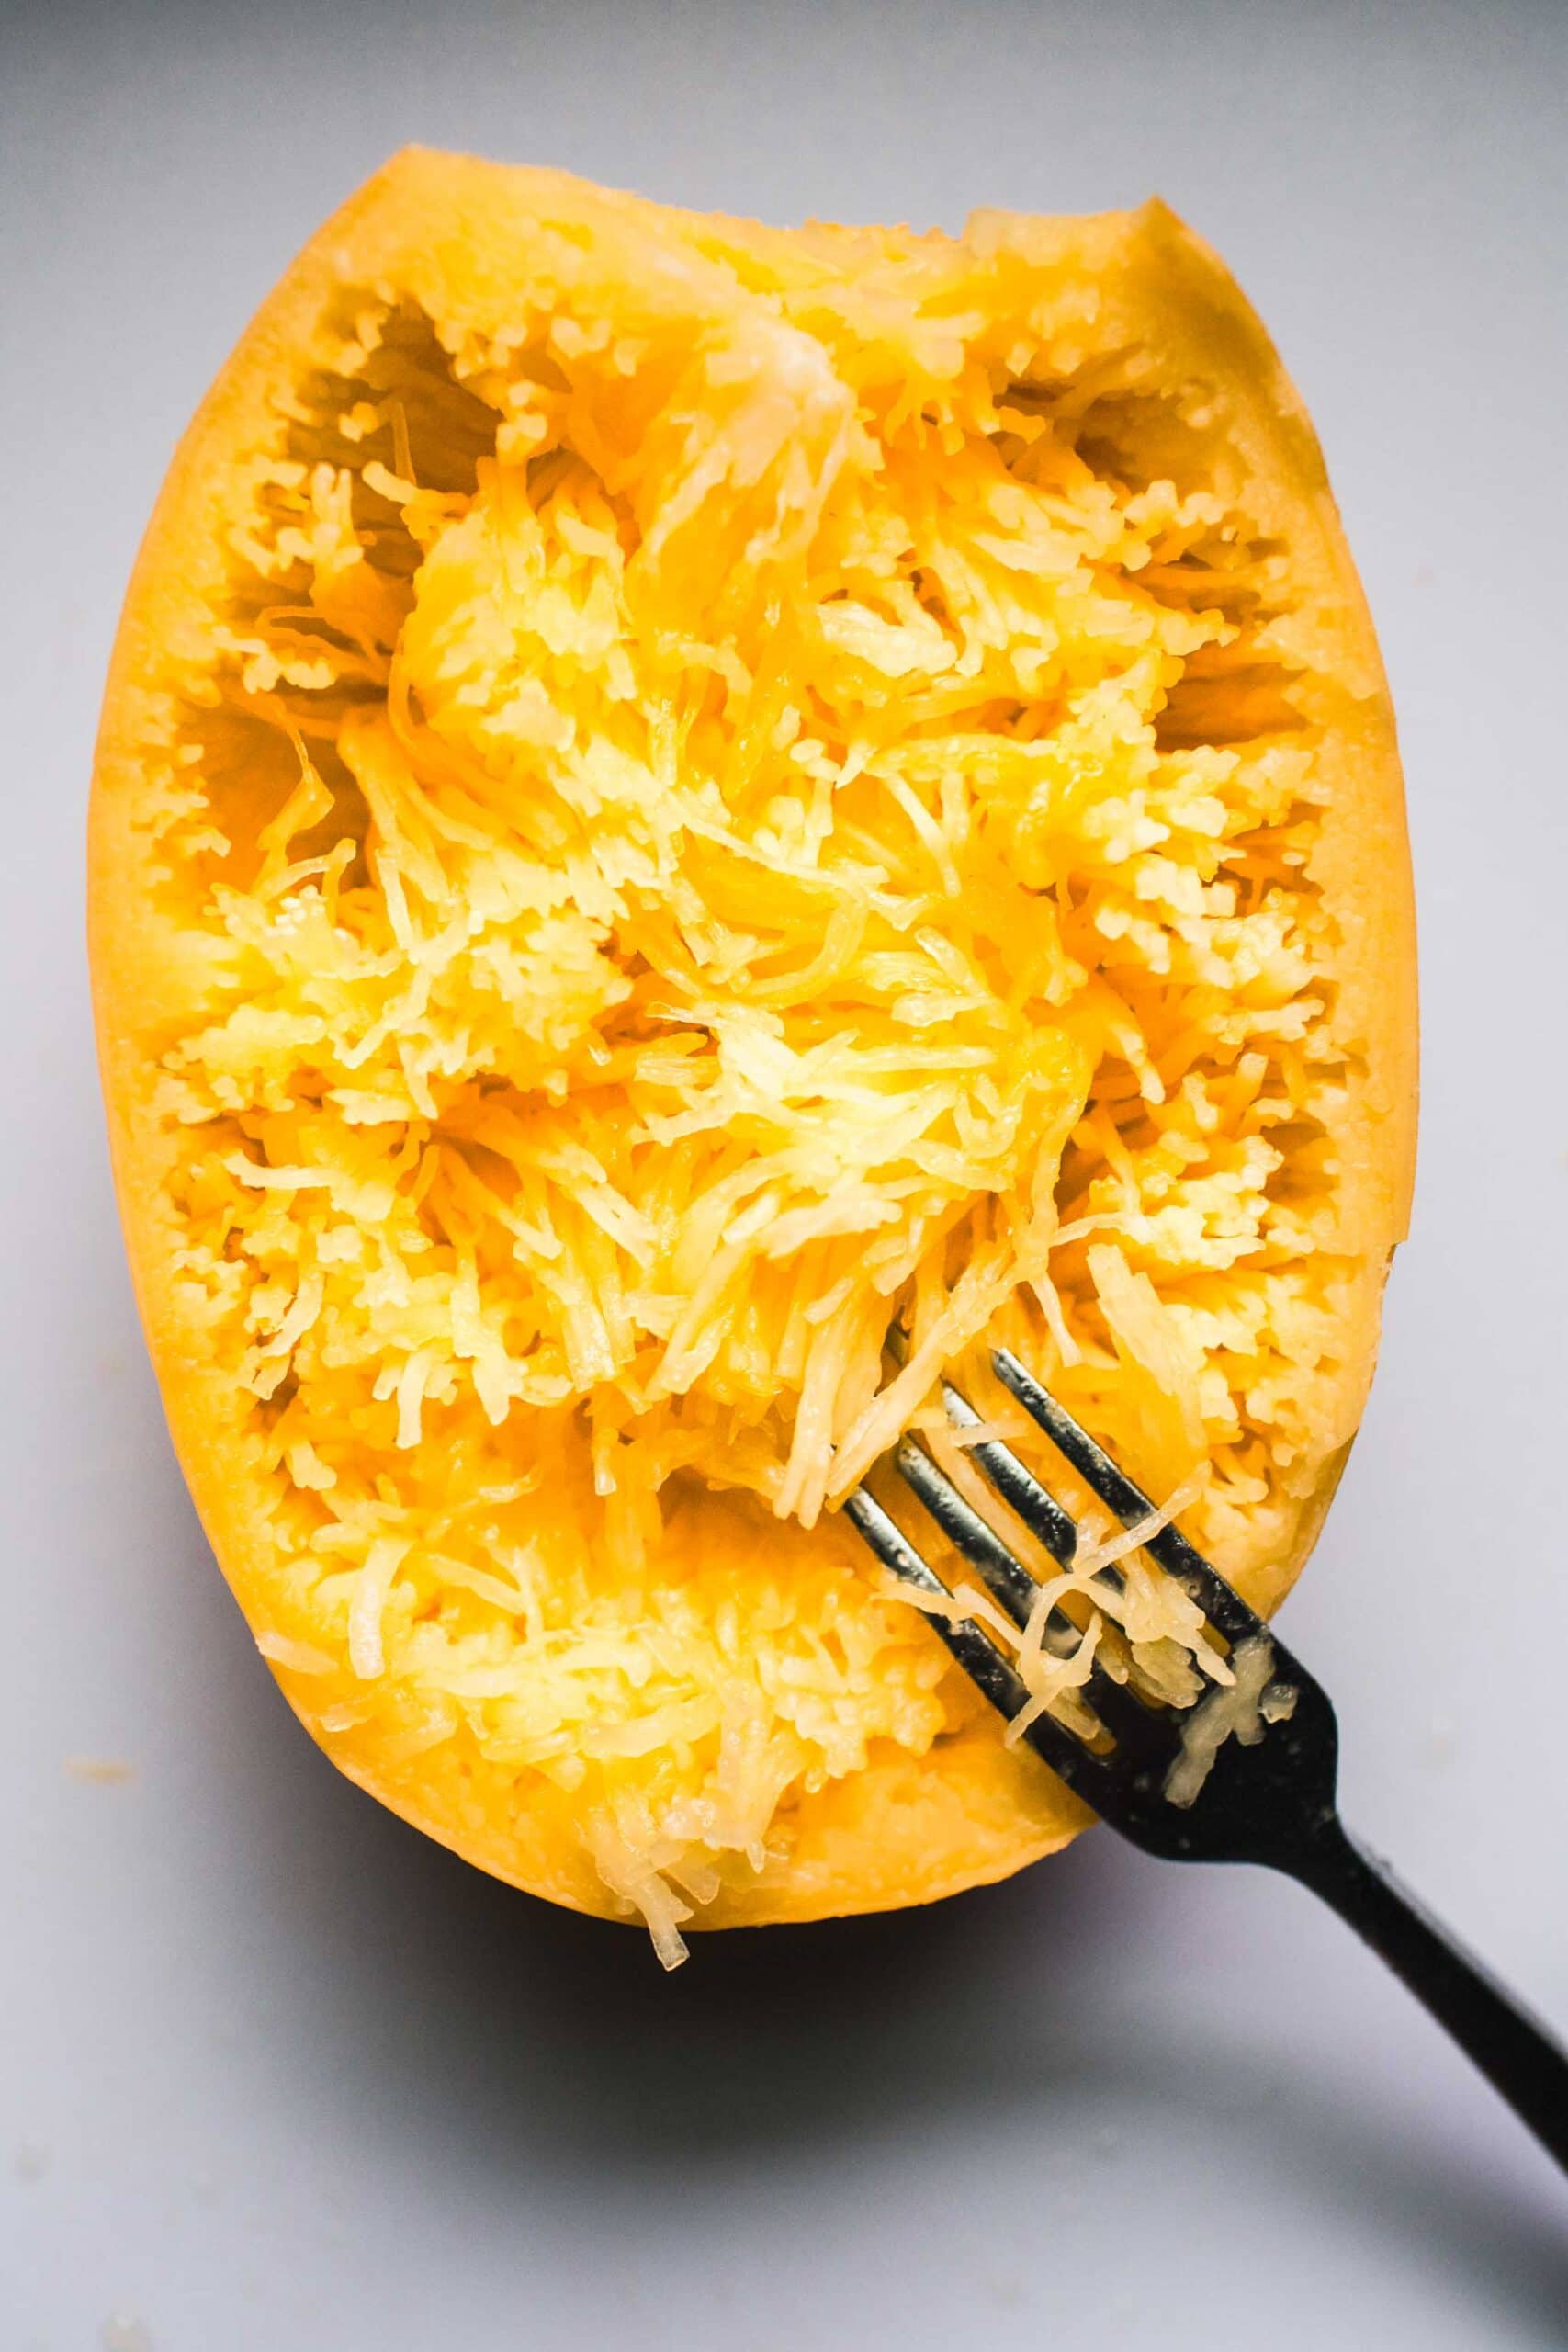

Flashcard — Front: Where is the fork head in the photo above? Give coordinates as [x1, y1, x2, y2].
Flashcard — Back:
[844, 1343, 1342, 1871]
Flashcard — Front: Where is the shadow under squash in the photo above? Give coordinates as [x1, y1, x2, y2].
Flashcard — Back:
[170, 1499, 1568, 2336]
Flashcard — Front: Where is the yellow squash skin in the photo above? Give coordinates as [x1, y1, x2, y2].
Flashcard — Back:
[90, 152, 1416, 1941]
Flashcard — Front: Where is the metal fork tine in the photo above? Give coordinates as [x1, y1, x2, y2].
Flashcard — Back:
[886, 1330, 1075, 1569]
[1073, 1658, 1174, 1762]
[990, 1345, 1263, 1645]
[893, 1436, 1172, 1763]
[841, 1487, 1119, 1809]
[892, 1436, 1064, 1644]
[934, 1372, 1209, 1735]
[937, 1379, 1078, 1566]
[874, 1328, 1276, 1757]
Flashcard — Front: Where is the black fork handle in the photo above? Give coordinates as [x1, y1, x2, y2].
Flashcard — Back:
[1285, 1818, 1568, 2173]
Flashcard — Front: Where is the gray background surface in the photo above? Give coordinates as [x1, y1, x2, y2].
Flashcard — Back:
[4, 1, 1567, 2344]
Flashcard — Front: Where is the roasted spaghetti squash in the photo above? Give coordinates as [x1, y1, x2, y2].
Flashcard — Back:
[90, 152, 1416, 1959]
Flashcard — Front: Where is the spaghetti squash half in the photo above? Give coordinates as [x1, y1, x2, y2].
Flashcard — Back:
[90, 151, 1416, 1958]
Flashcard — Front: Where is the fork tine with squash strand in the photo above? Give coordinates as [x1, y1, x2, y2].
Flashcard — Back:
[840, 1485, 1121, 1814]
[886, 1432, 1170, 1763]
[844, 1348, 1568, 2176]
[988, 1344, 1262, 1644]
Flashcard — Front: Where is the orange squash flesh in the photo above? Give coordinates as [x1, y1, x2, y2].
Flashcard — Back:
[90, 151, 1416, 1955]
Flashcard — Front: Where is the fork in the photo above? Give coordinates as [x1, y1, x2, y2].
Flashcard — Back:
[844, 1342, 1568, 2173]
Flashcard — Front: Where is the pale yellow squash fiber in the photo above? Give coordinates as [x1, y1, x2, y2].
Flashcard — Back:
[90, 151, 1416, 1960]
